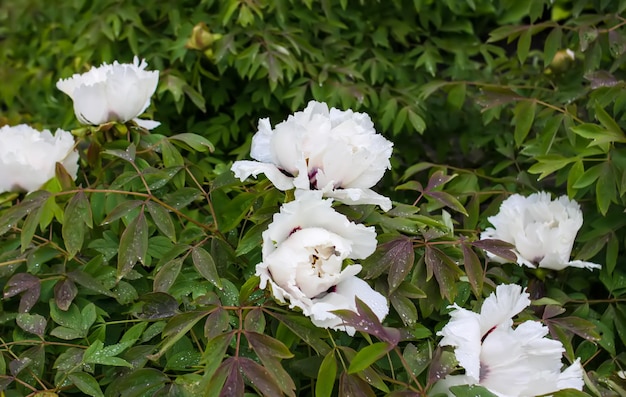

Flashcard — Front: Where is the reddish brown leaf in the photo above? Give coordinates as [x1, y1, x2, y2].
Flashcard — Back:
[54, 278, 78, 311]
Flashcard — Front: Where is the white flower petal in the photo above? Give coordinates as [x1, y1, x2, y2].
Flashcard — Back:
[238, 100, 393, 209]
[322, 187, 392, 211]
[437, 283, 585, 397]
[255, 191, 386, 334]
[230, 160, 296, 191]
[132, 118, 161, 130]
[56, 57, 159, 126]
[0, 125, 79, 193]
[479, 192, 599, 271]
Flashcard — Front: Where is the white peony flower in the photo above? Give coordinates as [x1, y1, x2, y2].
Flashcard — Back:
[256, 190, 389, 335]
[0, 124, 79, 193]
[480, 192, 600, 270]
[56, 56, 160, 129]
[231, 100, 394, 211]
[433, 284, 584, 397]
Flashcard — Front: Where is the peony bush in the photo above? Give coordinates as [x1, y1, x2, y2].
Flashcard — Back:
[1, 1, 625, 397]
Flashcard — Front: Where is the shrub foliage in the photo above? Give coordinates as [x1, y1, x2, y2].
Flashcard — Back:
[1, 0, 626, 396]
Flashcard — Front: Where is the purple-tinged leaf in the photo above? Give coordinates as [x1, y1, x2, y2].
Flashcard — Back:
[4, 273, 41, 313]
[16, 313, 46, 337]
[240, 357, 284, 397]
[461, 243, 484, 297]
[4, 273, 39, 298]
[426, 191, 468, 216]
[386, 237, 415, 292]
[549, 317, 601, 341]
[425, 246, 462, 302]
[243, 308, 266, 333]
[472, 239, 517, 263]
[426, 170, 453, 191]
[333, 297, 400, 345]
[427, 347, 457, 387]
[339, 372, 376, 397]
[205, 307, 230, 340]
[584, 71, 619, 89]
[54, 278, 78, 311]
[220, 358, 244, 397]
[153, 258, 183, 293]
[246, 332, 294, 360]
[9, 357, 32, 377]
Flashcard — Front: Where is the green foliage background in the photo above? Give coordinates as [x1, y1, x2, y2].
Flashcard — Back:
[1, 0, 626, 396]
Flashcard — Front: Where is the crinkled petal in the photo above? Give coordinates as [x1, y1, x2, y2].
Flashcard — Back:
[322, 186, 392, 211]
[230, 160, 295, 190]
[478, 284, 530, 335]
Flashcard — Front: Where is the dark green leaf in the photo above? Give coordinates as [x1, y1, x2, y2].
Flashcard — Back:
[153, 258, 183, 293]
[117, 211, 149, 280]
[513, 100, 536, 146]
[146, 201, 176, 242]
[192, 247, 223, 289]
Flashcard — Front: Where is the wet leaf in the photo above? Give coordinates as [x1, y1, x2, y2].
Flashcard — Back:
[16, 313, 47, 337]
[191, 247, 222, 289]
[146, 201, 176, 242]
[54, 278, 78, 311]
[339, 372, 376, 397]
[239, 357, 284, 397]
[117, 211, 148, 280]
[68, 372, 104, 397]
[153, 258, 183, 293]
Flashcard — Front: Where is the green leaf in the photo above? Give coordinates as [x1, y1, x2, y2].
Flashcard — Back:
[573, 163, 603, 188]
[103, 143, 136, 162]
[528, 155, 576, 181]
[191, 247, 223, 289]
[117, 211, 149, 280]
[0, 191, 50, 236]
[513, 100, 536, 146]
[347, 342, 391, 374]
[544, 28, 562, 65]
[571, 123, 626, 146]
[201, 332, 234, 382]
[407, 109, 426, 133]
[447, 83, 466, 109]
[68, 372, 104, 397]
[517, 29, 532, 64]
[450, 384, 498, 397]
[153, 258, 183, 293]
[20, 204, 44, 252]
[169, 133, 215, 152]
[595, 103, 624, 137]
[316, 352, 337, 397]
[100, 200, 143, 225]
[146, 201, 176, 242]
